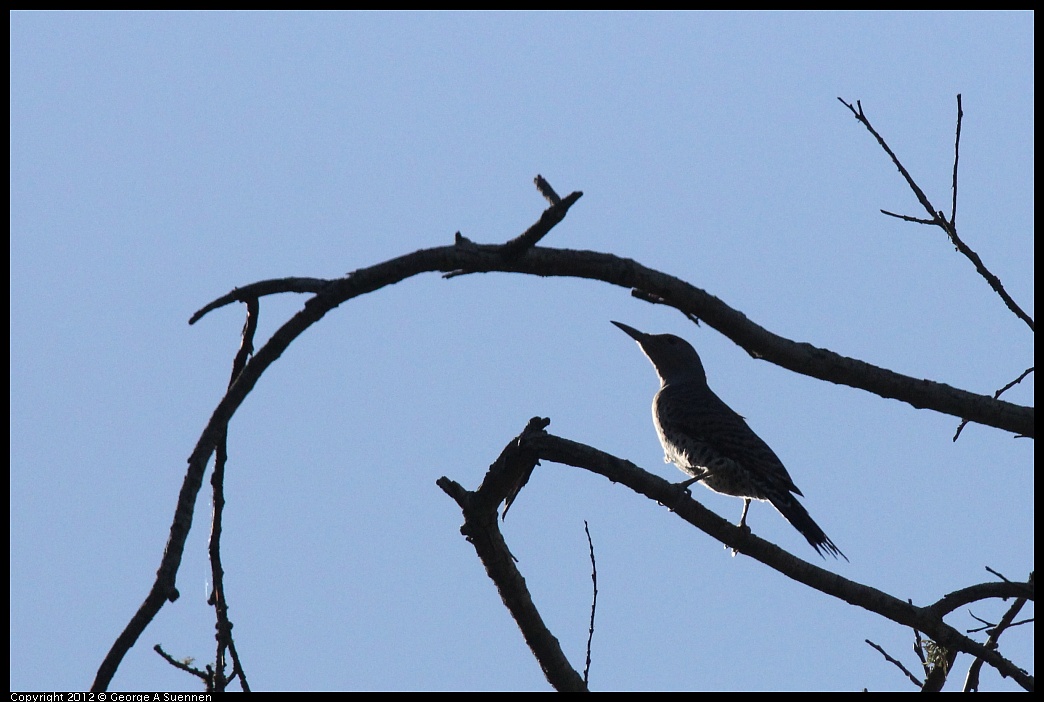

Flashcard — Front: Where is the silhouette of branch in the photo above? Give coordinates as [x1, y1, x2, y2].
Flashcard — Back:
[94, 298, 262, 692]
[839, 96, 1033, 332]
[447, 177, 584, 272]
[482, 421, 1031, 690]
[953, 367, 1034, 440]
[185, 259, 1032, 443]
[95, 181, 588, 692]
[534, 173, 562, 205]
[950, 94, 963, 225]
[583, 520, 597, 686]
[454, 249, 1031, 437]
[437, 418, 588, 692]
[154, 644, 210, 688]
[926, 576, 1034, 618]
[963, 576, 1033, 692]
[206, 296, 256, 692]
[190, 278, 329, 324]
[865, 639, 922, 688]
[97, 170, 1032, 689]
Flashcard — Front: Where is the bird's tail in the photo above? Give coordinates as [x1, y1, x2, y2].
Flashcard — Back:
[770, 492, 847, 561]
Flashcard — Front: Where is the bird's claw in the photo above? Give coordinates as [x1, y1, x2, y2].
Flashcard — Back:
[726, 522, 752, 557]
[662, 479, 699, 512]
[676, 470, 709, 494]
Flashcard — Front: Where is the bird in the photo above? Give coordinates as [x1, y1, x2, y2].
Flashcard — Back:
[611, 320, 845, 560]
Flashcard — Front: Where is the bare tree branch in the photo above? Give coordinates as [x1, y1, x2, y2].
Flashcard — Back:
[534, 173, 562, 205]
[96, 194, 1031, 690]
[437, 418, 588, 692]
[448, 185, 583, 266]
[205, 296, 257, 692]
[154, 645, 210, 689]
[865, 639, 923, 688]
[926, 578, 1034, 619]
[964, 577, 1033, 692]
[953, 367, 1034, 441]
[838, 96, 1033, 332]
[448, 248, 1031, 436]
[97, 156, 1032, 690]
[480, 421, 1033, 690]
[583, 520, 597, 686]
[950, 93, 963, 225]
[189, 278, 329, 325]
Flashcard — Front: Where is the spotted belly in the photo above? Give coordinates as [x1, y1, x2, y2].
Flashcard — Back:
[660, 435, 770, 501]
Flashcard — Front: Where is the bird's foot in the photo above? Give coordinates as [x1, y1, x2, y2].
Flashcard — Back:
[663, 477, 702, 512]
[726, 522, 752, 557]
[675, 470, 710, 495]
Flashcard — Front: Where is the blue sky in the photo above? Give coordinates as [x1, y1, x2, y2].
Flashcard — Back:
[11, 11, 1033, 692]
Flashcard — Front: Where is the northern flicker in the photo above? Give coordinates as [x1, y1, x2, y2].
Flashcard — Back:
[612, 321, 845, 560]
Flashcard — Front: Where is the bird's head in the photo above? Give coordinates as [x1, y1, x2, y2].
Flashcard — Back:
[611, 321, 707, 386]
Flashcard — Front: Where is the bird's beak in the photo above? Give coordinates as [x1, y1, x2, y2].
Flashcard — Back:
[611, 320, 647, 342]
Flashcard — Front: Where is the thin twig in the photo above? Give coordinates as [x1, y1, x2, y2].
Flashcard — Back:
[205, 298, 257, 692]
[446, 177, 583, 272]
[963, 574, 1033, 692]
[866, 639, 923, 688]
[880, 209, 935, 225]
[837, 98, 939, 224]
[535, 174, 561, 205]
[953, 367, 1034, 440]
[950, 94, 963, 225]
[583, 520, 598, 686]
[985, 566, 1014, 584]
[154, 644, 210, 688]
[190, 278, 330, 325]
[839, 96, 1033, 332]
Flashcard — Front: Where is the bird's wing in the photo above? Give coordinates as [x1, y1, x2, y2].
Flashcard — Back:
[664, 384, 803, 496]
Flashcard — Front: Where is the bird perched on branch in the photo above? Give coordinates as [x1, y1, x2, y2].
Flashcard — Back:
[612, 321, 845, 560]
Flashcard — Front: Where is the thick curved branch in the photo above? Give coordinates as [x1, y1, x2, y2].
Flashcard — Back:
[447, 248, 1032, 437]
[194, 247, 1031, 437]
[926, 579, 1034, 619]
